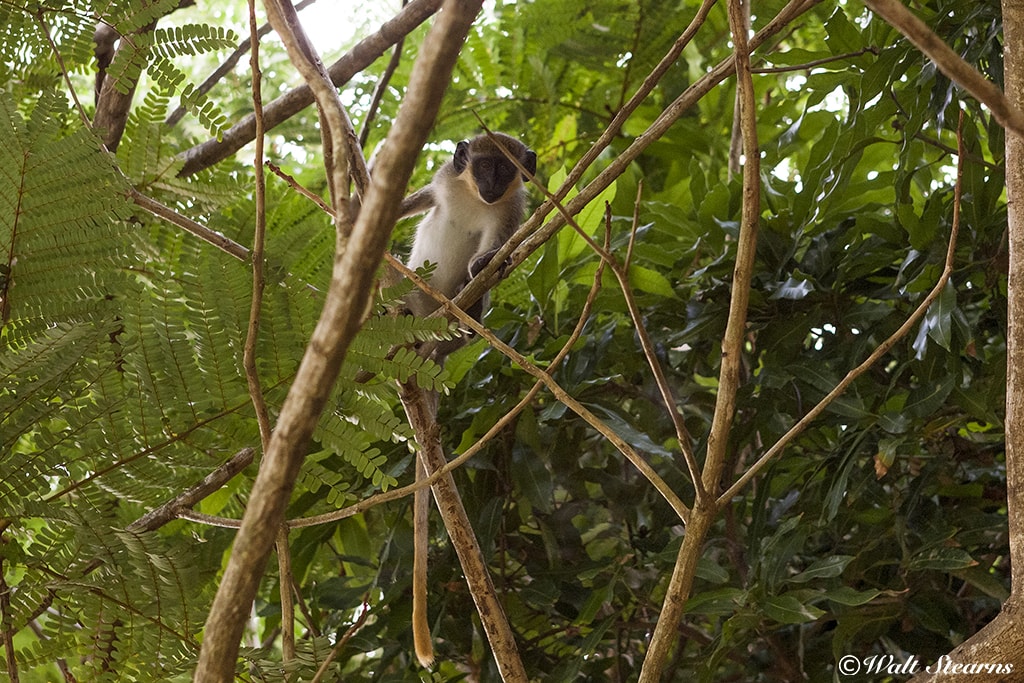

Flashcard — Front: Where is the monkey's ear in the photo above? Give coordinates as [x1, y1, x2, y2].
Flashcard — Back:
[453, 141, 471, 173]
[521, 150, 537, 181]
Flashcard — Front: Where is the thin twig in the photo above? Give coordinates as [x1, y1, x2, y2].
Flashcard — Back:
[245, 0, 272, 449]
[751, 47, 880, 74]
[310, 595, 370, 683]
[128, 188, 250, 261]
[359, 0, 408, 147]
[266, 161, 335, 216]
[247, 2, 292, 664]
[165, 0, 322, 127]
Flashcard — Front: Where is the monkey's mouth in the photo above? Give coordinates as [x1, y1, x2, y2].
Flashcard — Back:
[480, 190, 504, 203]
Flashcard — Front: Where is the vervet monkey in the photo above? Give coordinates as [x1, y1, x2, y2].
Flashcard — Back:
[401, 132, 535, 668]
[400, 132, 537, 360]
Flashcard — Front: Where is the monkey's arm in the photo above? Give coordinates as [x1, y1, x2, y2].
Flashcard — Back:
[399, 185, 436, 219]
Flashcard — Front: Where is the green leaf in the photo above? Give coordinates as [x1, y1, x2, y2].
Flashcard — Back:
[627, 264, 677, 298]
[788, 555, 854, 583]
[763, 594, 826, 624]
[824, 8, 862, 57]
[824, 586, 882, 607]
[685, 588, 746, 615]
[913, 280, 956, 358]
[908, 547, 977, 572]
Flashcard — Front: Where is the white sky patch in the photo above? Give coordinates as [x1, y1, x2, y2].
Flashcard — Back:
[297, 0, 397, 54]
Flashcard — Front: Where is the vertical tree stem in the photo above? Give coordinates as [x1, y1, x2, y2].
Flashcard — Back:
[399, 383, 527, 680]
[639, 0, 761, 677]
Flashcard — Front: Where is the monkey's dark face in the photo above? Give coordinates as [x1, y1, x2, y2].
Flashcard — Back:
[471, 155, 520, 203]
[454, 138, 538, 204]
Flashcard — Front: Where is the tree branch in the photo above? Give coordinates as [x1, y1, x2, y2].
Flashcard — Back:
[244, 0, 272, 449]
[177, 0, 443, 177]
[192, 1, 482, 679]
[92, 1, 196, 151]
[164, 0, 321, 127]
[864, 0, 1024, 137]
[399, 382, 527, 679]
[127, 448, 256, 533]
[128, 188, 250, 261]
[452, 0, 821, 338]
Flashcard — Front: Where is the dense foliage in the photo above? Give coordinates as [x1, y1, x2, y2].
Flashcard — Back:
[0, 0, 1011, 680]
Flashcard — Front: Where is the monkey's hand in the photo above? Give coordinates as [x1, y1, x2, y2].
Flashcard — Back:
[469, 247, 510, 280]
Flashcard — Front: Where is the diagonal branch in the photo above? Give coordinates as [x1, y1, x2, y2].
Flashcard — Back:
[717, 115, 966, 506]
[285, 248, 606, 532]
[452, 0, 821, 331]
[164, 0, 321, 127]
[864, 0, 1024, 137]
[177, 0, 443, 177]
[396, 256, 692, 524]
[127, 188, 250, 261]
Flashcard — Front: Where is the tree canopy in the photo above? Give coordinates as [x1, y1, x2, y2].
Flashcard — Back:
[0, 0, 1018, 680]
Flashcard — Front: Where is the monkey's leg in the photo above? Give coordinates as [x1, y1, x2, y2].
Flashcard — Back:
[412, 453, 434, 667]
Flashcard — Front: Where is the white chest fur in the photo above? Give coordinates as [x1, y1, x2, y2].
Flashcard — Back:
[406, 184, 506, 298]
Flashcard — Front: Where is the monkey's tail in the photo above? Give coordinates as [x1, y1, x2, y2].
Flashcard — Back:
[412, 454, 435, 668]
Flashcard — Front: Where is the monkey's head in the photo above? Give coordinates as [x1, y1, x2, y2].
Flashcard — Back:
[454, 133, 537, 204]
